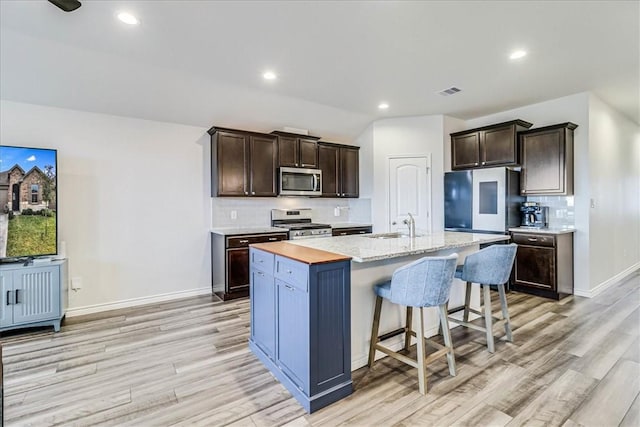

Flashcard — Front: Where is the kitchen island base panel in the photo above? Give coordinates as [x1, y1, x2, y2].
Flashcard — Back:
[249, 340, 353, 413]
[350, 245, 482, 370]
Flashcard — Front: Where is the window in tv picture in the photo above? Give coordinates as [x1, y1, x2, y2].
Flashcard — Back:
[31, 184, 39, 203]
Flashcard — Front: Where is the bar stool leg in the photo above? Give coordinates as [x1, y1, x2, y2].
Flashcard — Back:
[482, 285, 495, 353]
[438, 304, 456, 376]
[404, 307, 413, 351]
[497, 284, 513, 342]
[416, 307, 427, 395]
[463, 281, 472, 322]
[368, 296, 383, 367]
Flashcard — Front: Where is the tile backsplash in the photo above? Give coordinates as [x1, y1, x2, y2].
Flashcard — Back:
[526, 195, 575, 228]
[211, 197, 372, 228]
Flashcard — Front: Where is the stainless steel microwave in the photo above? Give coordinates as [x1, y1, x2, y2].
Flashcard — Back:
[279, 167, 322, 196]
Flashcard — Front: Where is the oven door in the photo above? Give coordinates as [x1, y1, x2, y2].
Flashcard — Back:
[279, 167, 322, 196]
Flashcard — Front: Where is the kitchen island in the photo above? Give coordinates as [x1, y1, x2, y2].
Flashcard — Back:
[248, 231, 509, 412]
[286, 231, 510, 369]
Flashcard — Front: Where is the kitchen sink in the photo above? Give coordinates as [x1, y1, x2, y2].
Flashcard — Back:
[366, 232, 425, 239]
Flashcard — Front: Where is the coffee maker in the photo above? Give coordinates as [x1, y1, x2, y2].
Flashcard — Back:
[520, 202, 548, 228]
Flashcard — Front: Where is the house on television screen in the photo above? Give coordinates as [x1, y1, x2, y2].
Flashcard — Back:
[0, 164, 56, 214]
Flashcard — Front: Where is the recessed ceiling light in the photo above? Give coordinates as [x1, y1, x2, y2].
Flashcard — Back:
[263, 71, 277, 81]
[378, 103, 389, 110]
[117, 12, 139, 25]
[510, 50, 527, 60]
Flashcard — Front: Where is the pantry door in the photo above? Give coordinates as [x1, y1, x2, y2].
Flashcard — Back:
[388, 156, 431, 234]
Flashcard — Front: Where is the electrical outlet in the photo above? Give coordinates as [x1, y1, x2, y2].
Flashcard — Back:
[230, 210, 237, 220]
[71, 277, 83, 291]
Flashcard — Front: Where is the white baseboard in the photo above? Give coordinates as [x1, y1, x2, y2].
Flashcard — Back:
[66, 287, 213, 317]
[574, 262, 640, 298]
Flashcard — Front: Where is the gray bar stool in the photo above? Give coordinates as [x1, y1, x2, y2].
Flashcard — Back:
[367, 254, 458, 395]
[447, 243, 517, 353]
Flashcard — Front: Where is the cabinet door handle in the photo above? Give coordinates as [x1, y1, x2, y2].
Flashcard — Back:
[527, 238, 538, 242]
[286, 269, 292, 274]
[15, 289, 21, 304]
[475, 162, 479, 166]
[339, 232, 347, 236]
[244, 191, 248, 195]
[239, 239, 249, 244]
[252, 191, 256, 195]
[284, 284, 295, 291]
[257, 271, 264, 276]
[268, 237, 277, 241]
[358, 231, 366, 234]
[482, 161, 486, 165]
[6, 290, 12, 305]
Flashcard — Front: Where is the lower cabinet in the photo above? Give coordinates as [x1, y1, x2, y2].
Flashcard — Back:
[249, 248, 352, 413]
[211, 231, 288, 300]
[511, 231, 573, 300]
[0, 260, 68, 332]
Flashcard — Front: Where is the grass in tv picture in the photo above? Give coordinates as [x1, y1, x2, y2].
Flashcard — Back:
[7, 210, 57, 257]
[1, 145, 57, 258]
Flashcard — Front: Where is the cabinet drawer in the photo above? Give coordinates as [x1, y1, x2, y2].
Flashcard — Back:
[512, 233, 555, 247]
[227, 233, 287, 248]
[250, 249, 274, 273]
[275, 256, 308, 292]
[332, 226, 372, 236]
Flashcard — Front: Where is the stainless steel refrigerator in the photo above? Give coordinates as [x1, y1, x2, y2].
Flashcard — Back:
[444, 167, 524, 234]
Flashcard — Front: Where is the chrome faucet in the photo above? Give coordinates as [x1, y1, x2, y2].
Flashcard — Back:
[403, 213, 416, 238]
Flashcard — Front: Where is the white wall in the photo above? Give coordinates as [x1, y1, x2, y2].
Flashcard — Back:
[1, 100, 212, 312]
[370, 115, 446, 233]
[588, 95, 640, 290]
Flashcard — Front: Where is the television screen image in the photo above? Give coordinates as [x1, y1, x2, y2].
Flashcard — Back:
[0, 145, 57, 260]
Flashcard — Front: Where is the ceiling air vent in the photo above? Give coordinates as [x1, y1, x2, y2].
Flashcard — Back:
[438, 87, 462, 96]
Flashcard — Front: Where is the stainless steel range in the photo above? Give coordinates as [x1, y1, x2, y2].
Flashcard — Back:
[271, 209, 332, 240]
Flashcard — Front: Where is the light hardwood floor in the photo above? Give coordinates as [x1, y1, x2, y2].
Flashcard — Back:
[1, 271, 638, 426]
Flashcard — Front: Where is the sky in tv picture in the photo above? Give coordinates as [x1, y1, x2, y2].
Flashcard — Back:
[0, 146, 56, 174]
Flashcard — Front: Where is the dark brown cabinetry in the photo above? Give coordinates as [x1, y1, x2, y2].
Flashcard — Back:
[519, 123, 577, 196]
[271, 131, 320, 168]
[211, 231, 288, 300]
[318, 143, 359, 198]
[450, 120, 532, 170]
[511, 231, 574, 300]
[331, 225, 372, 236]
[209, 127, 278, 197]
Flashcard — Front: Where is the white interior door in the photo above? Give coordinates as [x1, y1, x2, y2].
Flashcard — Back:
[388, 156, 431, 233]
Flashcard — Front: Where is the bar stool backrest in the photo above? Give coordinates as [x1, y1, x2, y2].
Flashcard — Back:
[388, 254, 458, 307]
[459, 243, 518, 285]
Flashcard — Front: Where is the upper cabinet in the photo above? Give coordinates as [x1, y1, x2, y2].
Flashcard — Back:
[519, 123, 577, 196]
[318, 143, 359, 198]
[450, 120, 533, 170]
[271, 131, 320, 169]
[209, 127, 278, 197]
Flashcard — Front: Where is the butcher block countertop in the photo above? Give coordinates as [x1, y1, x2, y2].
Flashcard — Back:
[251, 241, 352, 265]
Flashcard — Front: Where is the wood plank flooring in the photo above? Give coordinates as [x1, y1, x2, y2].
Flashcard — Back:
[1, 271, 638, 426]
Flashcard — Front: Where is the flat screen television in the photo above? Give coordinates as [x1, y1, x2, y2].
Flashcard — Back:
[0, 145, 57, 261]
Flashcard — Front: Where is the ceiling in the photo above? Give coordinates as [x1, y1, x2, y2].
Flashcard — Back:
[1, 1, 638, 141]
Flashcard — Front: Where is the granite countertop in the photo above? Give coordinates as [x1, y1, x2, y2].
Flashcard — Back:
[509, 227, 575, 235]
[288, 231, 509, 263]
[252, 242, 351, 265]
[330, 223, 373, 229]
[211, 226, 285, 236]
